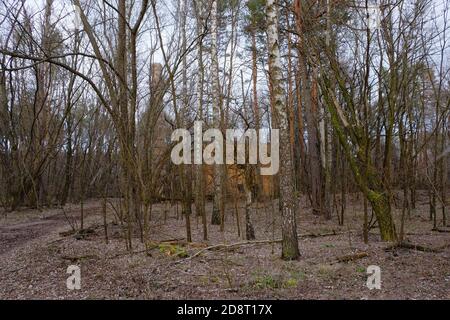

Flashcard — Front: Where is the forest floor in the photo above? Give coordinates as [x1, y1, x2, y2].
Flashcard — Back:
[0, 192, 449, 300]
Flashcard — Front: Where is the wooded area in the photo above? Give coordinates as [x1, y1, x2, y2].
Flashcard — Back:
[0, 0, 449, 299]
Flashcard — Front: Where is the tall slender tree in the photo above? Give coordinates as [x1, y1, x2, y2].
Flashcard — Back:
[267, 0, 300, 260]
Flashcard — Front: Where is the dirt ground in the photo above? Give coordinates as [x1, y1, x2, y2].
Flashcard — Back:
[0, 192, 449, 300]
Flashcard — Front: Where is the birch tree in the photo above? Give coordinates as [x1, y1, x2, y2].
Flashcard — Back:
[211, 0, 224, 227]
[267, 0, 300, 260]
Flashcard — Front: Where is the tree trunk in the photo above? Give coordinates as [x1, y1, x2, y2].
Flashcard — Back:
[211, 0, 223, 226]
[267, 0, 300, 260]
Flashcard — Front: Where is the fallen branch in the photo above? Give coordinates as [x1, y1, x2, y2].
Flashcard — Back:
[332, 252, 369, 264]
[106, 249, 149, 259]
[146, 237, 186, 248]
[173, 239, 283, 264]
[432, 228, 450, 233]
[385, 242, 442, 253]
[59, 225, 100, 239]
[61, 254, 98, 263]
[300, 230, 345, 238]
[105, 238, 187, 260]
[46, 238, 66, 245]
[172, 231, 349, 264]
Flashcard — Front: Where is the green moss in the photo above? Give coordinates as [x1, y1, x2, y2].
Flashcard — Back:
[281, 245, 299, 261]
[283, 278, 298, 288]
[253, 274, 282, 289]
[367, 190, 382, 202]
[290, 270, 306, 281]
[158, 243, 188, 258]
[356, 266, 366, 273]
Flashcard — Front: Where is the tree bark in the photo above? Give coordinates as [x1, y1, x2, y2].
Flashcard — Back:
[267, 0, 300, 260]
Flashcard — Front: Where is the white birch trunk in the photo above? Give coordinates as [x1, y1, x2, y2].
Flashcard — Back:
[266, 0, 300, 260]
[211, 0, 222, 226]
